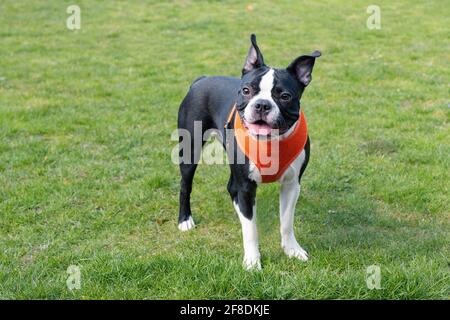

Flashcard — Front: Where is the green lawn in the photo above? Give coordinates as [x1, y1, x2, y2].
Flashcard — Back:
[0, 0, 449, 299]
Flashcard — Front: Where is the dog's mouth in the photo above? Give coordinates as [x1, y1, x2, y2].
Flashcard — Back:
[244, 119, 273, 136]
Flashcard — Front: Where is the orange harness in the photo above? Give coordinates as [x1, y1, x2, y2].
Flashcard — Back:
[226, 105, 308, 183]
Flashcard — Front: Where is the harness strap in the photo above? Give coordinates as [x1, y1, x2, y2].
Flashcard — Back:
[224, 104, 236, 129]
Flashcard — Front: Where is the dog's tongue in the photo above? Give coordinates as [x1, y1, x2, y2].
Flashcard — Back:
[246, 122, 272, 135]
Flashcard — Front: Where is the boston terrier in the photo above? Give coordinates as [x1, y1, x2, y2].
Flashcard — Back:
[177, 34, 320, 270]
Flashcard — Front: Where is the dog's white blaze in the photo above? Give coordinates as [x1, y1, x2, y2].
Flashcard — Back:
[258, 68, 275, 98]
[244, 69, 281, 123]
[233, 201, 261, 270]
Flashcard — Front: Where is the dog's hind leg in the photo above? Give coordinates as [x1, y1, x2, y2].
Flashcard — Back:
[178, 120, 205, 231]
[178, 161, 198, 231]
[177, 92, 212, 231]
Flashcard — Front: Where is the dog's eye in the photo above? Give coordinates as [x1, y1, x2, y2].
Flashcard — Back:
[280, 93, 291, 101]
[242, 87, 251, 96]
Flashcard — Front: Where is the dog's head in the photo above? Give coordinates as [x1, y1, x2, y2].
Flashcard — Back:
[236, 34, 320, 136]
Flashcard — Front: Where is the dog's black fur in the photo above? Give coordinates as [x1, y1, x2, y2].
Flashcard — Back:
[177, 34, 319, 227]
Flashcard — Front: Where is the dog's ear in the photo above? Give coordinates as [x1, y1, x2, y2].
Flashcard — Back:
[287, 50, 321, 86]
[242, 34, 265, 75]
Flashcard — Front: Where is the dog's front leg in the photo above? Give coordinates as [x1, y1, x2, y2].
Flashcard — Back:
[232, 187, 260, 271]
[279, 180, 308, 261]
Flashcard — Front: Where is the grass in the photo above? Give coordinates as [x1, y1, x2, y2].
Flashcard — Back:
[0, 0, 449, 299]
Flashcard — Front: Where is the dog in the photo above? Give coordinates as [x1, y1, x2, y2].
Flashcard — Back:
[177, 34, 320, 270]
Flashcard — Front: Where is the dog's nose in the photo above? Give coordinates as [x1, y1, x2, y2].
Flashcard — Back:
[254, 99, 272, 113]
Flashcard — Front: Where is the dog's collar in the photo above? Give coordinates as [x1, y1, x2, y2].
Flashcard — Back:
[225, 104, 308, 183]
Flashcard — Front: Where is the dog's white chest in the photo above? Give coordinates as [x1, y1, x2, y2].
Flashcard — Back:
[248, 150, 306, 184]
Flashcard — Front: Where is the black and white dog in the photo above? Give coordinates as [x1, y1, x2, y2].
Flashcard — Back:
[177, 34, 320, 270]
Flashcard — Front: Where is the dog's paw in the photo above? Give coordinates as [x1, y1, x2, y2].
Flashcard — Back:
[178, 216, 195, 232]
[282, 240, 309, 261]
[243, 255, 261, 271]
